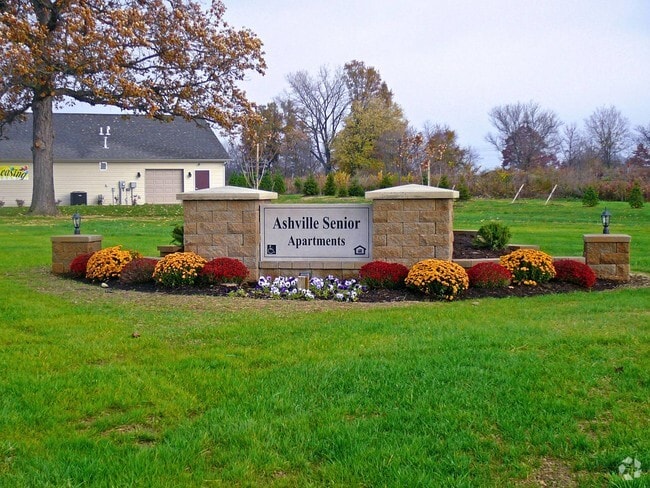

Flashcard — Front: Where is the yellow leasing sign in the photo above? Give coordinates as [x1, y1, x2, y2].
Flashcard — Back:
[0, 165, 29, 180]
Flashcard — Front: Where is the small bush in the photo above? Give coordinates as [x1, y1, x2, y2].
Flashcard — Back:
[69, 252, 94, 278]
[171, 224, 183, 246]
[553, 260, 597, 289]
[467, 262, 512, 288]
[628, 182, 644, 208]
[86, 246, 139, 281]
[259, 172, 273, 191]
[348, 178, 365, 197]
[582, 186, 599, 207]
[293, 177, 303, 193]
[500, 249, 556, 285]
[272, 173, 286, 194]
[473, 222, 511, 250]
[228, 172, 249, 188]
[303, 174, 319, 196]
[323, 172, 337, 196]
[457, 179, 471, 201]
[153, 251, 206, 287]
[120, 258, 158, 284]
[359, 261, 409, 289]
[405, 259, 469, 300]
[16, 199, 25, 207]
[199, 257, 249, 285]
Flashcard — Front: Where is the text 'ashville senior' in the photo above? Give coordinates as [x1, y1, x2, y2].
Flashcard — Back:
[273, 216, 362, 249]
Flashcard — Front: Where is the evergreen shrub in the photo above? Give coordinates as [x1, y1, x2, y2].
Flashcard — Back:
[473, 222, 511, 250]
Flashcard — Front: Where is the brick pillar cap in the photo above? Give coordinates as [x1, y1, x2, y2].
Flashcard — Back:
[583, 234, 631, 243]
[177, 185, 277, 201]
[51, 235, 103, 243]
[365, 184, 459, 200]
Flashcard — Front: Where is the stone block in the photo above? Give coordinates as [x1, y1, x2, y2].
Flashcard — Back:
[403, 222, 436, 235]
[419, 234, 447, 246]
[403, 199, 436, 211]
[373, 246, 403, 259]
[374, 222, 404, 236]
[373, 200, 403, 212]
[388, 210, 419, 223]
[601, 253, 627, 265]
[373, 235, 387, 247]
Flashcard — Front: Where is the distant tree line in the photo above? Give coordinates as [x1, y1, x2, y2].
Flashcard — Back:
[229, 62, 648, 201]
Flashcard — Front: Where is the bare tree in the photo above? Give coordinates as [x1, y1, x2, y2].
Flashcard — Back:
[635, 123, 650, 146]
[486, 101, 562, 170]
[584, 106, 631, 167]
[560, 123, 588, 167]
[285, 66, 350, 174]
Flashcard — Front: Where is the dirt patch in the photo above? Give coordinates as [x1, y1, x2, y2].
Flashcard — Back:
[520, 457, 578, 487]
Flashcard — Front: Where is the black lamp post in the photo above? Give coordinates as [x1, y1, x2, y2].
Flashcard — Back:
[601, 208, 611, 234]
[72, 213, 81, 235]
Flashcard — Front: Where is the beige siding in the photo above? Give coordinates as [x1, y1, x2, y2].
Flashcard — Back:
[0, 161, 225, 207]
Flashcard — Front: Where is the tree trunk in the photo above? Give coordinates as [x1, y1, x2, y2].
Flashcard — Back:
[29, 96, 58, 215]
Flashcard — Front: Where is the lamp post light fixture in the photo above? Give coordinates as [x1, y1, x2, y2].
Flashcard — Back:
[72, 212, 81, 235]
[601, 208, 611, 234]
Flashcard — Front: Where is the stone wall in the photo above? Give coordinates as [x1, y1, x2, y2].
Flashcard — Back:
[583, 234, 631, 282]
[178, 184, 459, 281]
[181, 187, 276, 279]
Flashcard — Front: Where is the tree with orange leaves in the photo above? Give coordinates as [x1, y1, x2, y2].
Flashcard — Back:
[0, 0, 265, 214]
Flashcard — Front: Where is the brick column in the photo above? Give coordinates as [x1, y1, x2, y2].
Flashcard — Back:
[366, 184, 459, 268]
[50, 235, 103, 274]
[583, 234, 631, 282]
[178, 186, 277, 280]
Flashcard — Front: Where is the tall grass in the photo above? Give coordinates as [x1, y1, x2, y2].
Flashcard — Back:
[0, 199, 648, 486]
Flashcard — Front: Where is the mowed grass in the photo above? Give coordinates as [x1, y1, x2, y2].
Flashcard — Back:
[0, 199, 649, 486]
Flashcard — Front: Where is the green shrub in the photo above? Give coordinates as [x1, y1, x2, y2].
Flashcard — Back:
[628, 182, 644, 208]
[273, 172, 286, 194]
[379, 171, 395, 189]
[582, 186, 599, 207]
[473, 222, 511, 250]
[405, 259, 469, 300]
[153, 252, 206, 287]
[259, 172, 273, 191]
[171, 224, 183, 246]
[323, 172, 337, 196]
[500, 249, 556, 285]
[303, 174, 319, 196]
[457, 179, 471, 201]
[228, 172, 249, 188]
[119, 258, 157, 284]
[348, 178, 365, 197]
[438, 175, 450, 189]
[293, 177, 303, 193]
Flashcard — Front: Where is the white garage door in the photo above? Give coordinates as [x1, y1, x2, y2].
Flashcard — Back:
[145, 169, 184, 204]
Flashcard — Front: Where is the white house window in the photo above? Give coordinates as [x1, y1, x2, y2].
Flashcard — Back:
[99, 161, 108, 171]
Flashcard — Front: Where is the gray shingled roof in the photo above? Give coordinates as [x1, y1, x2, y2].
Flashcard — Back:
[0, 113, 230, 161]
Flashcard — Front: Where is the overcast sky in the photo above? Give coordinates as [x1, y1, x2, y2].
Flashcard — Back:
[223, 0, 650, 169]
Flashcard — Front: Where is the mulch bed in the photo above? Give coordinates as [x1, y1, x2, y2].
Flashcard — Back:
[103, 235, 647, 303]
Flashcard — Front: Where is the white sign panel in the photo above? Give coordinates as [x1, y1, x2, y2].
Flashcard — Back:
[261, 204, 372, 261]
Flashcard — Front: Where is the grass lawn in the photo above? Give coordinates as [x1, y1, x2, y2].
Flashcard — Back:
[0, 199, 648, 487]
